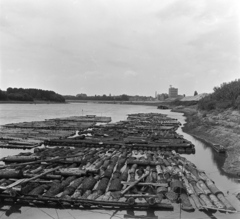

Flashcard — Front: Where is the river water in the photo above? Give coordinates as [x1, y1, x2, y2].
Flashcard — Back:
[0, 103, 239, 219]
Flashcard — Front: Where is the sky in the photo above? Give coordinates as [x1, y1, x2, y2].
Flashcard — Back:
[0, 0, 239, 96]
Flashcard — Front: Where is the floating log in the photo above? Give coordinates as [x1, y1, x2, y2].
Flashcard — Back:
[0, 113, 236, 214]
[58, 168, 86, 176]
[0, 169, 23, 179]
[108, 178, 122, 192]
[216, 193, 236, 211]
[209, 194, 225, 209]
[170, 180, 186, 194]
[205, 179, 223, 195]
[23, 173, 61, 180]
[121, 182, 168, 187]
[3, 156, 40, 163]
[165, 191, 178, 202]
[199, 194, 215, 208]
[29, 184, 50, 196]
[190, 194, 203, 210]
[180, 193, 194, 212]
[81, 176, 99, 194]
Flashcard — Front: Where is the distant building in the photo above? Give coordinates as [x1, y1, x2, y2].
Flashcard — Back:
[76, 93, 87, 98]
[129, 96, 154, 101]
[168, 86, 178, 98]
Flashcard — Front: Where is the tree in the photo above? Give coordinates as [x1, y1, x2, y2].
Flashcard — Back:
[194, 91, 198, 96]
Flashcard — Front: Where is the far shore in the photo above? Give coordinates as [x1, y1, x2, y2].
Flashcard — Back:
[0, 99, 171, 106]
[66, 99, 168, 106]
[0, 100, 67, 104]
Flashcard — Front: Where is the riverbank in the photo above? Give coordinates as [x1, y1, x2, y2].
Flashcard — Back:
[0, 100, 66, 104]
[66, 99, 164, 106]
[172, 105, 240, 176]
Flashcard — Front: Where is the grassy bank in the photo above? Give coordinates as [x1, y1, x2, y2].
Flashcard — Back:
[173, 105, 240, 175]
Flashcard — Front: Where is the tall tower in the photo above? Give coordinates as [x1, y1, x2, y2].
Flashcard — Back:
[169, 86, 178, 98]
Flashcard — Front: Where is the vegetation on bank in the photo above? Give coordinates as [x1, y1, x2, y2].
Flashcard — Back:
[198, 79, 240, 111]
[0, 88, 65, 102]
[64, 94, 130, 101]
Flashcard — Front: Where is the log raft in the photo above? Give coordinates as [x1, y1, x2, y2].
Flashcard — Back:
[0, 113, 236, 215]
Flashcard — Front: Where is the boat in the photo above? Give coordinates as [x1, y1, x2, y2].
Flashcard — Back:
[212, 144, 226, 153]
[157, 105, 169, 110]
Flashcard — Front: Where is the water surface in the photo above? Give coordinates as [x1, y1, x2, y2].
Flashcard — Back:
[0, 103, 239, 219]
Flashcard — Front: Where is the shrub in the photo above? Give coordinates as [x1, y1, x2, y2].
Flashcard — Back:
[235, 95, 240, 110]
[198, 79, 240, 111]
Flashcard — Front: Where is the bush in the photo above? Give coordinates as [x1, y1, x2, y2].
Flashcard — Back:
[198, 79, 240, 111]
[235, 95, 240, 110]
[216, 101, 232, 109]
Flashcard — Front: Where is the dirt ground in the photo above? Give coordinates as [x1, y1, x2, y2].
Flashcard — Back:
[172, 105, 240, 175]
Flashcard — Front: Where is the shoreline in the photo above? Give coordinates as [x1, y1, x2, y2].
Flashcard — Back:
[0, 101, 67, 104]
[172, 106, 240, 176]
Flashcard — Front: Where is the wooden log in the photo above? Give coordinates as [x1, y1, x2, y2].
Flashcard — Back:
[44, 182, 63, 197]
[170, 180, 186, 194]
[23, 173, 61, 180]
[3, 156, 40, 163]
[180, 193, 194, 212]
[0, 193, 174, 210]
[108, 178, 122, 192]
[145, 197, 156, 205]
[127, 197, 135, 205]
[121, 171, 149, 195]
[0, 154, 85, 170]
[190, 194, 202, 210]
[208, 194, 225, 209]
[81, 176, 99, 193]
[121, 182, 168, 187]
[156, 193, 164, 203]
[96, 177, 109, 193]
[165, 191, 178, 202]
[124, 194, 157, 198]
[216, 193, 236, 211]
[119, 167, 130, 182]
[29, 184, 50, 196]
[21, 182, 40, 195]
[58, 168, 86, 176]
[0, 169, 23, 179]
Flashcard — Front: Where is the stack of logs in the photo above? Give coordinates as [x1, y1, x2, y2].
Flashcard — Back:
[0, 113, 236, 213]
[0, 146, 236, 213]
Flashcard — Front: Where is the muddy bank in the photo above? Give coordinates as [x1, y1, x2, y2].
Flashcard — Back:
[172, 106, 240, 175]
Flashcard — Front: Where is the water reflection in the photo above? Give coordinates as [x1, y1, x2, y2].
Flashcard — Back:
[168, 111, 240, 184]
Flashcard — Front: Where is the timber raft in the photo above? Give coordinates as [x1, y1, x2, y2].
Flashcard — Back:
[0, 113, 237, 215]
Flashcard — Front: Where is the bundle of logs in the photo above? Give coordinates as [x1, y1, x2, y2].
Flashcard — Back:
[0, 146, 236, 213]
[0, 113, 236, 214]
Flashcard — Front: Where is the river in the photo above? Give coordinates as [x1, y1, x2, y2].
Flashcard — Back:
[0, 103, 239, 219]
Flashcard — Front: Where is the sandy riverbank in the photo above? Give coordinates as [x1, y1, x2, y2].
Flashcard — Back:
[172, 105, 240, 176]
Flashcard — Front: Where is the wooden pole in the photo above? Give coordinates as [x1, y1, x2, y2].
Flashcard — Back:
[1, 167, 60, 190]
[0, 154, 83, 169]
[121, 171, 149, 195]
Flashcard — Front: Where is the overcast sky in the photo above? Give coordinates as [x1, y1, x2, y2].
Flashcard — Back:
[0, 0, 239, 96]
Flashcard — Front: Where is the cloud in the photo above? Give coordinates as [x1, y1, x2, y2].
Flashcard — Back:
[157, 0, 203, 20]
[0, 0, 239, 96]
[124, 70, 138, 77]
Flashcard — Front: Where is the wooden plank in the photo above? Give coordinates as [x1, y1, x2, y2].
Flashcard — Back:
[121, 182, 168, 187]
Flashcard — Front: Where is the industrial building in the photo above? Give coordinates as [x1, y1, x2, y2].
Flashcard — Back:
[169, 86, 178, 98]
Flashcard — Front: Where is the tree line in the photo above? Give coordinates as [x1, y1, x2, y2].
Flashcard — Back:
[0, 88, 65, 102]
[198, 79, 240, 110]
[64, 94, 130, 101]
